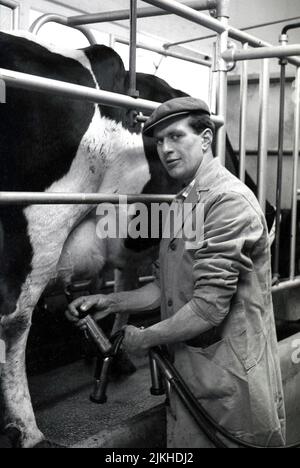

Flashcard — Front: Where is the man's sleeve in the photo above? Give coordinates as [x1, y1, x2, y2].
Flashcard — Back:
[189, 192, 265, 327]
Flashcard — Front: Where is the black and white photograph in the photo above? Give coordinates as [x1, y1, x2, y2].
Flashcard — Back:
[0, 0, 300, 452]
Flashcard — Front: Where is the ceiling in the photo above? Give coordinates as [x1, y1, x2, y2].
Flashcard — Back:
[44, 0, 300, 57]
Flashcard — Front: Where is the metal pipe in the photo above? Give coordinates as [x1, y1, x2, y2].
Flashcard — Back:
[215, 10, 229, 165]
[228, 27, 300, 68]
[0, 67, 159, 113]
[164, 16, 300, 49]
[128, 0, 139, 98]
[67, 0, 218, 26]
[290, 67, 300, 280]
[139, 0, 300, 67]
[274, 52, 288, 282]
[116, 36, 212, 67]
[0, 0, 18, 6]
[0, 67, 223, 126]
[142, 0, 225, 34]
[209, 42, 218, 114]
[257, 60, 270, 213]
[0, 192, 175, 205]
[282, 22, 300, 36]
[29, 14, 97, 45]
[0, 0, 19, 29]
[31, 14, 212, 66]
[30, 13, 69, 33]
[272, 277, 300, 293]
[239, 43, 249, 183]
[104, 276, 155, 289]
[109, 34, 116, 49]
[223, 43, 300, 63]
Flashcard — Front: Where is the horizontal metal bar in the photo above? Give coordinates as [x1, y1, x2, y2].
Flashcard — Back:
[0, 67, 223, 125]
[0, 192, 175, 205]
[228, 26, 300, 67]
[0, 67, 158, 113]
[0, 0, 18, 8]
[272, 278, 300, 293]
[30, 14, 211, 66]
[116, 36, 212, 67]
[223, 44, 300, 62]
[67, 0, 217, 26]
[142, 0, 225, 34]
[104, 275, 155, 289]
[143, 0, 300, 67]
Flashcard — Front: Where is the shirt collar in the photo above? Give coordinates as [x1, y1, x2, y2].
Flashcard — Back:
[176, 154, 222, 202]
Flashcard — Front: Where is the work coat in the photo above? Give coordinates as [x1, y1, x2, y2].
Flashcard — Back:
[155, 155, 286, 448]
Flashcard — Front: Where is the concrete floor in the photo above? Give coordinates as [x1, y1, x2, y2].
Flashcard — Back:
[29, 356, 165, 447]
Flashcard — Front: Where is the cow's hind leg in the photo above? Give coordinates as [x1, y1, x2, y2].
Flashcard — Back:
[0, 208, 45, 447]
[0, 205, 75, 447]
[0, 305, 44, 448]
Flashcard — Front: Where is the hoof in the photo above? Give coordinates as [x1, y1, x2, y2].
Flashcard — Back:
[0, 427, 22, 448]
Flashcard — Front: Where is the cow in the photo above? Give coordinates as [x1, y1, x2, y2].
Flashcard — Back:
[0, 31, 276, 448]
[0, 31, 191, 448]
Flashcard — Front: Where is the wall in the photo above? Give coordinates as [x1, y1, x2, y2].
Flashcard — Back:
[227, 73, 300, 209]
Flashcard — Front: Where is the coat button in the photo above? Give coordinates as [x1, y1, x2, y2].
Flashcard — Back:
[168, 299, 173, 307]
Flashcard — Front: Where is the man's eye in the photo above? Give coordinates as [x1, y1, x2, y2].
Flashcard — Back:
[156, 139, 163, 146]
[171, 135, 181, 141]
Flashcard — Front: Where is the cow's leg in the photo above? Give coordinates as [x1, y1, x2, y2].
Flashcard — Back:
[0, 304, 43, 447]
[0, 204, 86, 447]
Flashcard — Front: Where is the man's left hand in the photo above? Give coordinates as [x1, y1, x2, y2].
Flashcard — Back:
[122, 325, 148, 356]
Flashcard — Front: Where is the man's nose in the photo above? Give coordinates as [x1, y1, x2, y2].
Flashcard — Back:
[162, 140, 173, 155]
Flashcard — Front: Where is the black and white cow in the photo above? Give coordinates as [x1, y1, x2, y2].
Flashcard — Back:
[0, 31, 276, 448]
[0, 31, 190, 448]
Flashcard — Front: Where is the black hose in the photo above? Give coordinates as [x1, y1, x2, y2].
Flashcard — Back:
[282, 22, 300, 35]
[151, 347, 300, 449]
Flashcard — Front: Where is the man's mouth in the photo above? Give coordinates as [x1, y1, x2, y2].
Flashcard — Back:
[166, 159, 180, 167]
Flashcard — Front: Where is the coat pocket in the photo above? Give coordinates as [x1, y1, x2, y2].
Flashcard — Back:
[183, 339, 237, 400]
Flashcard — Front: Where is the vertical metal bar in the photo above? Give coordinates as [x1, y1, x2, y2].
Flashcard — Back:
[273, 60, 287, 282]
[129, 0, 139, 98]
[12, 4, 20, 29]
[290, 67, 300, 280]
[209, 42, 218, 114]
[257, 59, 270, 213]
[109, 34, 116, 49]
[215, 13, 229, 165]
[239, 43, 249, 183]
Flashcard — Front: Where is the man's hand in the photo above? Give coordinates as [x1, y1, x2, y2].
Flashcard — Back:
[65, 294, 115, 329]
[122, 325, 148, 356]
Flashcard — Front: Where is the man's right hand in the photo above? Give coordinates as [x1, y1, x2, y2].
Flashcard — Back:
[65, 294, 116, 328]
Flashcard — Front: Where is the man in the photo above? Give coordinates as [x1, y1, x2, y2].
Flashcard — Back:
[66, 97, 286, 448]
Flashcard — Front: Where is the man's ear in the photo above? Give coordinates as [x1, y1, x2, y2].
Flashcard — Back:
[201, 129, 213, 152]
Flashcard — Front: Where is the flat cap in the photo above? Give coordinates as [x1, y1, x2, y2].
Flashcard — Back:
[143, 96, 211, 137]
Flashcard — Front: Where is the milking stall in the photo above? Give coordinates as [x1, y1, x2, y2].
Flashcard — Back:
[1, 0, 300, 453]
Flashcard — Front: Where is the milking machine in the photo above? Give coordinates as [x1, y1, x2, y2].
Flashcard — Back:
[65, 282, 124, 404]
[66, 283, 300, 448]
[71, 310, 300, 448]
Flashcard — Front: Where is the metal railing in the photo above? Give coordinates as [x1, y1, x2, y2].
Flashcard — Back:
[1, 0, 300, 290]
[0, 0, 19, 29]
